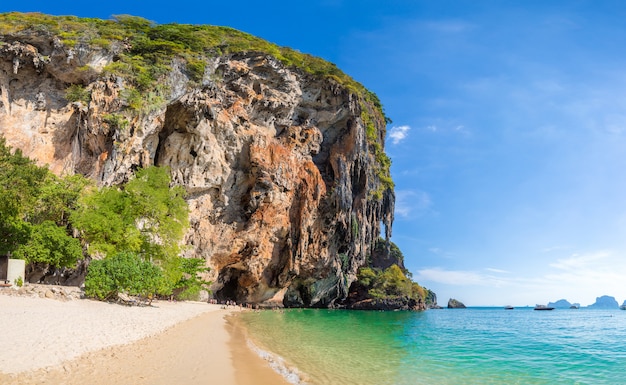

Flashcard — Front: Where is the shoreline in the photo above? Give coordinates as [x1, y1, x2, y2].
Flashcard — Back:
[228, 312, 307, 385]
[0, 293, 290, 385]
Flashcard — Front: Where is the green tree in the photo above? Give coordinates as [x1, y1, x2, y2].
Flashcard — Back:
[125, 166, 188, 260]
[0, 137, 86, 270]
[12, 220, 83, 268]
[0, 137, 48, 255]
[71, 186, 140, 257]
[30, 173, 91, 227]
[378, 264, 412, 297]
[172, 257, 211, 300]
[71, 166, 188, 261]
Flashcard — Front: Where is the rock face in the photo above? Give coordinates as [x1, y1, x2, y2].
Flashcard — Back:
[447, 298, 466, 309]
[587, 295, 619, 309]
[0, 18, 394, 307]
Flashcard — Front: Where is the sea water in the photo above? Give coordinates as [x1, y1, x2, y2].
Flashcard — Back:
[239, 307, 626, 385]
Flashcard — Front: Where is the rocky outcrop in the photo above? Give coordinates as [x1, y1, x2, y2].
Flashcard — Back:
[447, 298, 466, 309]
[348, 297, 422, 311]
[0, 16, 394, 308]
[342, 287, 427, 311]
[369, 238, 407, 271]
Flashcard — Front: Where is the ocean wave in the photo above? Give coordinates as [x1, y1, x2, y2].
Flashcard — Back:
[246, 338, 307, 385]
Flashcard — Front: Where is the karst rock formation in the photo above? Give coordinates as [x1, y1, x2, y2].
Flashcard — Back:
[0, 14, 395, 307]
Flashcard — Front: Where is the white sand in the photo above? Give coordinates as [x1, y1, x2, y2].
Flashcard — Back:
[0, 293, 290, 385]
[0, 294, 220, 374]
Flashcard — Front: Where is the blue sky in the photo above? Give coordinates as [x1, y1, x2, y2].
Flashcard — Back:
[3, 1, 626, 306]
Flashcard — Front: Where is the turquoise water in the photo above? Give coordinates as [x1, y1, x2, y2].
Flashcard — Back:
[240, 307, 626, 385]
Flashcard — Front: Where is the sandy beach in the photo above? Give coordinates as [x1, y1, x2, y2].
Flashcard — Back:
[0, 292, 290, 385]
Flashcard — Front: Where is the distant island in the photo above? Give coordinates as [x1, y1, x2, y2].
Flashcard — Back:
[547, 299, 580, 309]
[587, 295, 619, 309]
[545, 295, 621, 309]
[447, 298, 466, 308]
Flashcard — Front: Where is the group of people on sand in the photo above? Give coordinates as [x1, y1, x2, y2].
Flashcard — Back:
[208, 298, 260, 310]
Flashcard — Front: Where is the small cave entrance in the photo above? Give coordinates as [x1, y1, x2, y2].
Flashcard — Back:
[214, 266, 246, 303]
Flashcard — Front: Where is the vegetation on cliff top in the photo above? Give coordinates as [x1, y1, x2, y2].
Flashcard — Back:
[0, 11, 393, 194]
[357, 265, 426, 301]
[0, 13, 381, 98]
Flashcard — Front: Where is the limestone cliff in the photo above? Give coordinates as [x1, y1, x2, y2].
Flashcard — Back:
[0, 13, 394, 307]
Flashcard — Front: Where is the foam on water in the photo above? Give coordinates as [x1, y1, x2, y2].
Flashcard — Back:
[246, 339, 307, 385]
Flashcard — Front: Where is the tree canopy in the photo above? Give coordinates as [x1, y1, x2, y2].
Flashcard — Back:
[12, 220, 83, 267]
[71, 166, 188, 261]
[0, 137, 85, 262]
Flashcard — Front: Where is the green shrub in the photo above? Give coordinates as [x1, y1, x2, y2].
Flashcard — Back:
[85, 251, 164, 301]
[102, 113, 129, 130]
[121, 88, 143, 111]
[65, 84, 90, 103]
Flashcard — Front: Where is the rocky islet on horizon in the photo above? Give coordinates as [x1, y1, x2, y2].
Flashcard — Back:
[544, 295, 623, 309]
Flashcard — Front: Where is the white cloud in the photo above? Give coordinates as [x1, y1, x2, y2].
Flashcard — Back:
[548, 251, 611, 271]
[427, 247, 454, 259]
[414, 267, 507, 287]
[417, 122, 469, 136]
[395, 189, 432, 218]
[388, 125, 411, 144]
[453, 125, 471, 137]
[516, 250, 626, 306]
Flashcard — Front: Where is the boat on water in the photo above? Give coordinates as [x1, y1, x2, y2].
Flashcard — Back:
[620, 305, 626, 310]
[534, 305, 555, 311]
[570, 305, 579, 309]
[504, 305, 514, 310]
